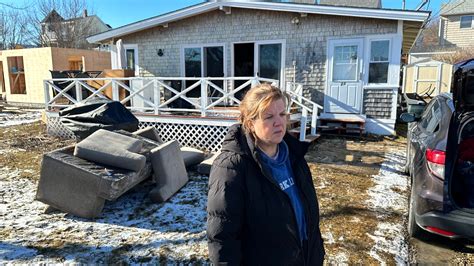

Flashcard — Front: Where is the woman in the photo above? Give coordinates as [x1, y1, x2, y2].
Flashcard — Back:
[207, 84, 325, 265]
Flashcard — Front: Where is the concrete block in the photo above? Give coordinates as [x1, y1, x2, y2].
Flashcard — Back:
[133, 126, 163, 143]
[180, 146, 206, 168]
[36, 145, 152, 218]
[149, 141, 188, 203]
[197, 152, 221, 175]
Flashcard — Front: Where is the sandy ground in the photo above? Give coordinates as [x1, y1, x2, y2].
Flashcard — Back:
[306, 134, 410, 264]
[1, 108, 473, 264]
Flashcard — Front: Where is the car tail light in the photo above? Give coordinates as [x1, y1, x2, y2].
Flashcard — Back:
[425, 226, 456, 237]
[426, 149, 445, 179]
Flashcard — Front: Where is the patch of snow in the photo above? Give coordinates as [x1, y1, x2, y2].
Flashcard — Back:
[0, 111, 41, 127]
[328, 252, 349, 265]
[322, 231, 336, 244]
[366, 150, 410, 264]
[0, 171, 210, 264]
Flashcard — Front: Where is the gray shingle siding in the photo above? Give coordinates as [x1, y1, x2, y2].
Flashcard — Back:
[363, 88, 394, 119]
[319, 0, 381, 8]
[121, 8, 397, 105]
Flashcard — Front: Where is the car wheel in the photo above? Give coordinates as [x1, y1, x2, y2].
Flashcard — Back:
[408, 180, 423, 238]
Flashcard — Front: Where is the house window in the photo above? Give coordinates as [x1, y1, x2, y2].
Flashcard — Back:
[7, 56, 26, 94]
[184, 47, 202, 79]
[368, 40, 390, 84]
[460, 15, 473, 29]
[183, 45, 224, 97]
[332, 45, 358, 81]
[125, 49, 135, 71]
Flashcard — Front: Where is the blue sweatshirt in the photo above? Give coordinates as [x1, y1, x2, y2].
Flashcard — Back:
[258, 141, 308, 245]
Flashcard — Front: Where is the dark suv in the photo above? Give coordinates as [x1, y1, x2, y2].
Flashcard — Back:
[402, 59, 474, 239]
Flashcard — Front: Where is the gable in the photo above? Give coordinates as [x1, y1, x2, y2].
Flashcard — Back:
[41, 10, 64, 23]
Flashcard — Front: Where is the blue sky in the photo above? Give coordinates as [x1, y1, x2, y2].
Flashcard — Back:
[2, 0, 446, 28]
[89, 0, 446, 28]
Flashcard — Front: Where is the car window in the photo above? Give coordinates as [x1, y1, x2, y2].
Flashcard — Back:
[420, 100, 441, 133]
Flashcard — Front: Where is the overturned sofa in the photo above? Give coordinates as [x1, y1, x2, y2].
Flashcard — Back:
[36, 127, 206, 218]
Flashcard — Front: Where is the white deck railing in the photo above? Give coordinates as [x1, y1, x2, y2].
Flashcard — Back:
[44, 76, 278, 117]
[44, 76, 321, 141]
[285, 82, 323, 141]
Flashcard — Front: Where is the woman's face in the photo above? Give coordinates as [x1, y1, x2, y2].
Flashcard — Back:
[251, 98, 287, 148]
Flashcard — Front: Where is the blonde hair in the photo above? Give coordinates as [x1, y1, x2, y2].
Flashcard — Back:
[239, 83, 290, 136]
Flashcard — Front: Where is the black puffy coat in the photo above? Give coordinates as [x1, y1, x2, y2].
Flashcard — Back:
[207, 124, 325, 265]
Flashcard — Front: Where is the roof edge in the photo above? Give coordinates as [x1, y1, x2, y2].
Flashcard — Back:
[87, 1, 430, 44]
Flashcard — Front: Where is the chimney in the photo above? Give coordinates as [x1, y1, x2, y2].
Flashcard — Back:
[83, 9, 88, 17]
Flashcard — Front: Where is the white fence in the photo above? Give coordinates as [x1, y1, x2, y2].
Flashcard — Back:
[44, 76, 277, 117]
[44, 76, 321, 150]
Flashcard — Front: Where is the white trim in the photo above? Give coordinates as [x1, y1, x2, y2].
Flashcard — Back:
[365, 118, 396, 135]
[409, 51, 456, 55]
[123, 44, 139, 76]
[87, 1, 429, 43]
[363, 85, 399, 89]
[137, 114, 237, 127]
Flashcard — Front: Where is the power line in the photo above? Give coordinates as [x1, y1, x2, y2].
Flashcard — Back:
[0, 2, 29, 10]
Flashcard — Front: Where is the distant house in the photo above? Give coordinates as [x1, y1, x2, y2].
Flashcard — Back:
[0, 47, 110, 107]
[404, 0, 474, 97]
[41, 9, 111, 49]
[86, 0, 428, 135]
[439, 0, 474, 48]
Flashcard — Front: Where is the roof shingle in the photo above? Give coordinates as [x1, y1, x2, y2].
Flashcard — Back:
[441, 0, 474, 16]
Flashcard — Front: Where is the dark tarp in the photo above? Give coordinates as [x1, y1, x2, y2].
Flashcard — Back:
[59, 99, 139, 139]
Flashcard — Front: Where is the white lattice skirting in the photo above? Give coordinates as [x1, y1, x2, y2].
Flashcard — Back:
[46, 116, 230, 152]
[138, 121, 229, 152]
[47, 117, 77, 140]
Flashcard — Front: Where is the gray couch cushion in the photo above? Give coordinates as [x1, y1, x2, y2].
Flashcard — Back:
[197, 152, 221, 175]
[74, 129, 146, 172]
[180, 146, 206, 168]
[149, 140, 189, 203]
[133, 126, 163, 143]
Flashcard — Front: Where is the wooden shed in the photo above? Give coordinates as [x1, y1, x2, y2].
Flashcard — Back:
[0, 47, 110, 107]
[402, 54, 453, 97]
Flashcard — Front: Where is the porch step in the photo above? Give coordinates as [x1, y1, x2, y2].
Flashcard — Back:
[301, 134, 321, 143]
[288, 127, 320, 143]
[317, 117, 365, 136]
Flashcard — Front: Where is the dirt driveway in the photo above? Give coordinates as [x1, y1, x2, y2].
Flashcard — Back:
[1, 112, 474, 264]
[307, 131, 474, 264]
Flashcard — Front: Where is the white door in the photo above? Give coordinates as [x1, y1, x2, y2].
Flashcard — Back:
[325, 38, 364, 113]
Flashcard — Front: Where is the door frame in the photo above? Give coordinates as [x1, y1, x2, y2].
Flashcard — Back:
[325, 37, 365, 114]
[123, 44, 139, 76]
[231, 39, 286, 87]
